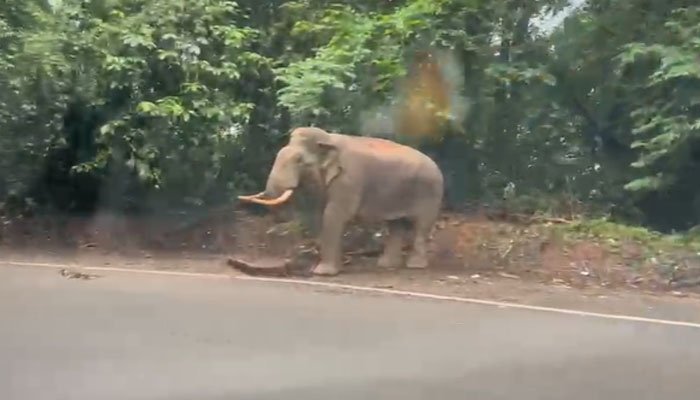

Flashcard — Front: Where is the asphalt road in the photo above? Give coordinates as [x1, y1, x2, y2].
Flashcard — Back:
[2, 265, 700, 400]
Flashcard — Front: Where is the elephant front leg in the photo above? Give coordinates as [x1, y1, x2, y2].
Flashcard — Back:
[406, 220, 432, 270]
[406, 234, 428, 269]
[377, 220, 407, 269]
[312, 205, 349, 276]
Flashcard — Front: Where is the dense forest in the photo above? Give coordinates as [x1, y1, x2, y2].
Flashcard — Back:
[1, 0, 699, 233]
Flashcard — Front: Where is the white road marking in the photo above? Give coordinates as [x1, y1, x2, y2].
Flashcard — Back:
[3, 260, 700, 329]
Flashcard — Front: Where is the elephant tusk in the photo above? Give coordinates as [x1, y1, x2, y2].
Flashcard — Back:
[237, 191, 265, 201]
[241, 189, 294, 206]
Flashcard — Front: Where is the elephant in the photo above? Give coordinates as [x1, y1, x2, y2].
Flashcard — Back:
[238, 126, 444, 276]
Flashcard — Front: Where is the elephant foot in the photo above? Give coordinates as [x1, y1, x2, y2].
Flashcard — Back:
[406, 254, 428, 270]
[377, 252, 402, 269]
[312, 262, 340, 276]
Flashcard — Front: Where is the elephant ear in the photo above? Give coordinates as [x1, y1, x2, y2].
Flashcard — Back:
[317, 139, 341, 186]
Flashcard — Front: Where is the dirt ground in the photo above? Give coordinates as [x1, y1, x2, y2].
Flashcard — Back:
[2, 207, 700, 315]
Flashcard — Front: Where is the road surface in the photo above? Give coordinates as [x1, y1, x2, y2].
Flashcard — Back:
[1, 265, 700, 400]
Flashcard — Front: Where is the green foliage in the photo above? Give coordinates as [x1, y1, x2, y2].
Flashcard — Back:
[617, 6, 700, 193]
[1, 0, 699, 232]
[274, 0, 444, 130]
[559, 217, 700, 254]
[89, 0, 267, 202]
[1, 0, 273, 211]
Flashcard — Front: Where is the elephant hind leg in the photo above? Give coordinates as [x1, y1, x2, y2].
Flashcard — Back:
[406, 207, 439, 270]
[377, 219, 409, 269]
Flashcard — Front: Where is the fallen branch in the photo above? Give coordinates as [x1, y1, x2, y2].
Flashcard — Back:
[487, 211, 575, 225]
[528, 215, 575, 225]
[227, 257, 290, 277]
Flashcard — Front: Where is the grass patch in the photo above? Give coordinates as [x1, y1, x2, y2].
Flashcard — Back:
[556, 218, 700, 253]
